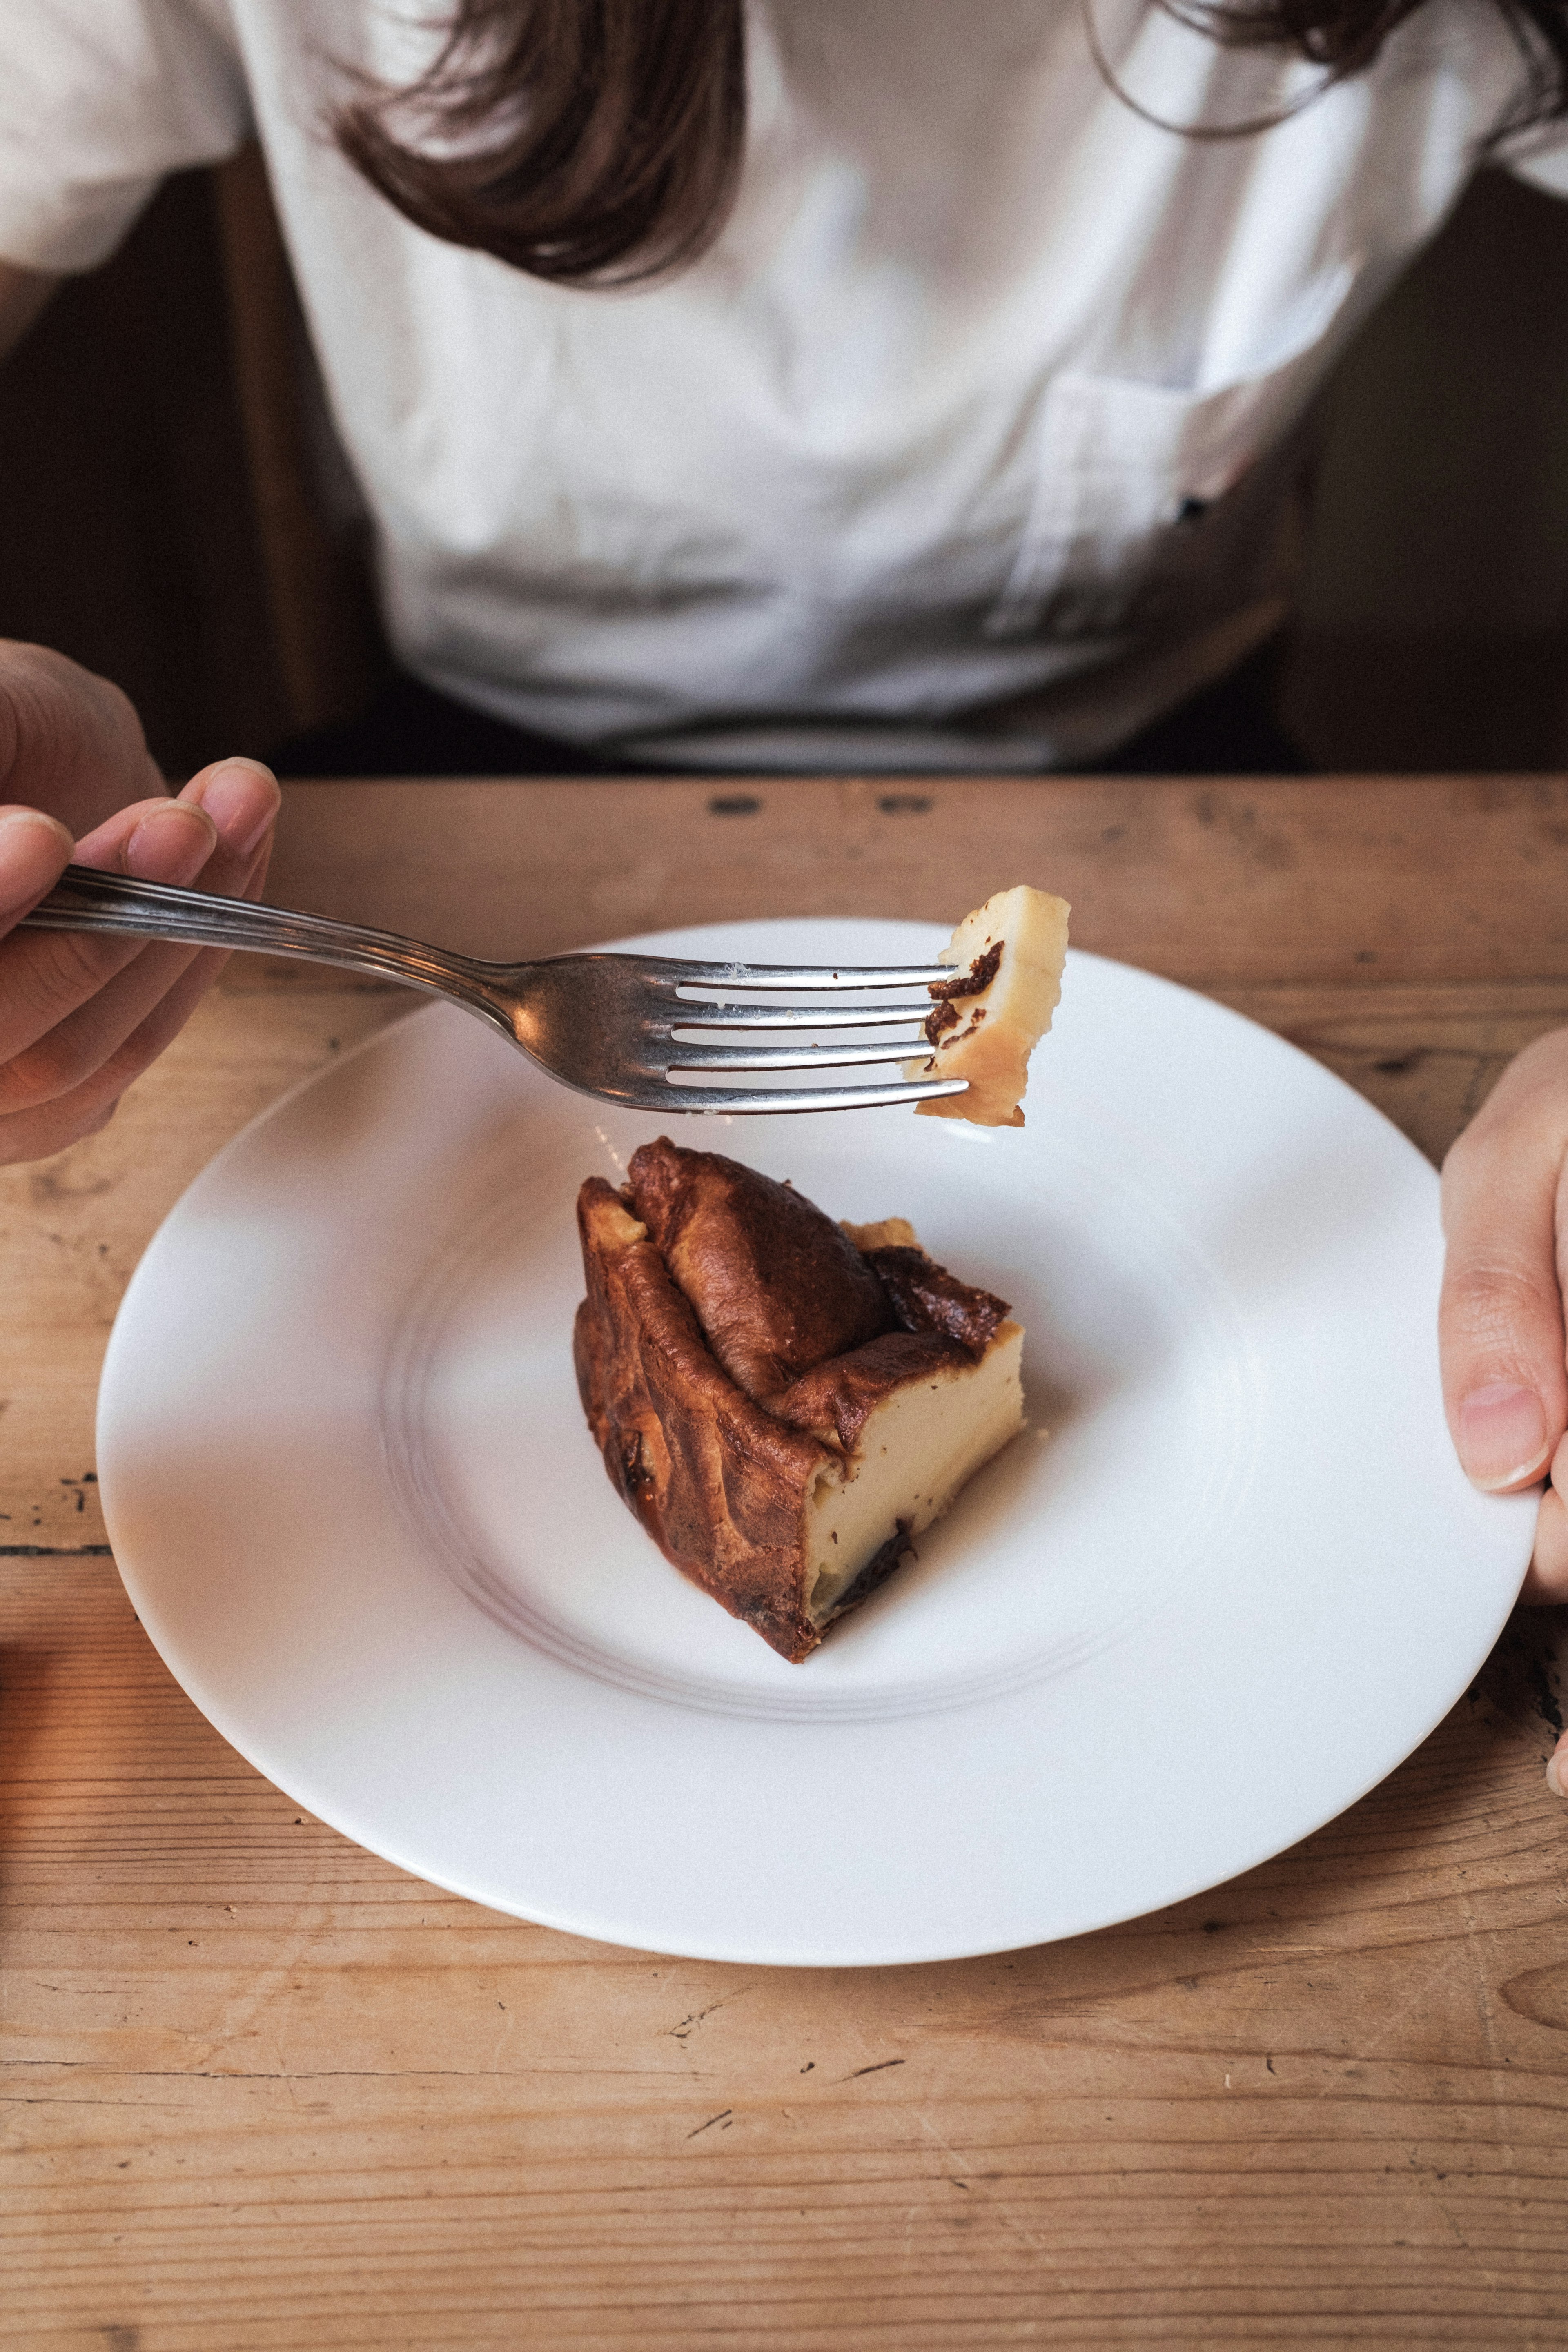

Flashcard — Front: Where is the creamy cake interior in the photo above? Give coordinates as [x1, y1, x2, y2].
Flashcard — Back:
[802, 1319, 1024, 1622]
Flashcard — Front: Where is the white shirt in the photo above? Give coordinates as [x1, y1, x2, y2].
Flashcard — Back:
[2, 0, 1565, 770]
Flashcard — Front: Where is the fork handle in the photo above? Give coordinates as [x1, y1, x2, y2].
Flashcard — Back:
[20, 863, 497, 1012]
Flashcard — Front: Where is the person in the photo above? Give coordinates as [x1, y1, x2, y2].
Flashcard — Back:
[0, 2, 1564, 1787]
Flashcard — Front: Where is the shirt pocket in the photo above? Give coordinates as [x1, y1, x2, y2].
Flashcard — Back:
[983, 345, 1330, 643]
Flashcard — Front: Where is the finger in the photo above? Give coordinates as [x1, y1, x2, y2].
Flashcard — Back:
[0, 803, 75, 936]
[177, 756, 280, 892]
[1525, 1490, 1568, 1603]
[120, 755, 280, 1022]
[0, 796, 215, 1089]
[1520, 1426, 1568, 1604]
[0, 1082, 121, 1165]
[72, 791, 216, 877]
[0, 640, 163, 834]
[78, 802, 277, 1085]
[1548, 1731, 1567, 1800]
[0, 813, 276, 1163]
[33, 758, 278, 1070]
[1439, 1048, 1568, 1490]
[81, 944, 232, 1087]
[0, 759, 278, 1116]
[67, 752, 278, 885]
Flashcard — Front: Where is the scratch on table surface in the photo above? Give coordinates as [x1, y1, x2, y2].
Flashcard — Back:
[916, 2112, 1053, 2260]
[667, 1988, 751, 2045]
[1407, 2141, 1496, 2286]
[686, 2109, 733, 2140]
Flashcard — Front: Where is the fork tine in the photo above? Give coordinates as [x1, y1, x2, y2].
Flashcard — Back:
[656, 1076, 969, 1114]
[670, 999, 929, 1033]
[665, 1039, 933, 1074]
[618, 954, 956, 991]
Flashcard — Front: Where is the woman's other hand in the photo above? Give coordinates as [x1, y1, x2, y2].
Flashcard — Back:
[1439, 1025, 1568, 1798]
[0, 640, 280, 1165]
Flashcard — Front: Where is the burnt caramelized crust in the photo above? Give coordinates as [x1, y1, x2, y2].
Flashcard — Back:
[572, 1141, 1022, 1662]
[858, 1246, 1009, 1359]
[626, 1137, 892, 1399]
[572, 1177, 836, 1660]
[922, 938, 1003, 1051]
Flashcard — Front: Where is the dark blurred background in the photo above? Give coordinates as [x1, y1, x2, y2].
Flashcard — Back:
[3, 152, 1568, 778]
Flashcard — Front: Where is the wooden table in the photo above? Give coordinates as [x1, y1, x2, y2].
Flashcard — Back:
[5, 774, 1568, 2351]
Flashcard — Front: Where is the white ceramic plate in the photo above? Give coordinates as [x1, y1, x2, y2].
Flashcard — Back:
[96, 919, 1535, 1965]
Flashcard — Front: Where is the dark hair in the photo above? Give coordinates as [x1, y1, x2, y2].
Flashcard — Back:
[1162, 0, 1568, 136]
[336, 0, 1568, 287]
[335, 0, 746, 286]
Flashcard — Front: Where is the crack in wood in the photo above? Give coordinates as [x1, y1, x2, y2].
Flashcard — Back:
[0, 1544, 112, 1557]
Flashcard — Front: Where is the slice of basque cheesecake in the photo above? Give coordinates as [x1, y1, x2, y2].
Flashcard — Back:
[910, 883, 1071, 1126]
[573, 1138, 1024, 1662]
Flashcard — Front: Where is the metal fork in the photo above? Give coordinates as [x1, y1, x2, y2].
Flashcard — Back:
[23, 864, 967, 1115]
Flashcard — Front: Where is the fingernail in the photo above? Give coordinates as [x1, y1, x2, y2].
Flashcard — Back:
[0, 806, 72, 911]
[1547, 1748, 1566, 1800]
[189, 758, 279, 858]
[1456, 1381, 1551, 1490]
[125, 801, 216, 886]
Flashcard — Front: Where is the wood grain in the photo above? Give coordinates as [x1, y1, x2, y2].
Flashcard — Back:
[265, 773, 1568, 983]
[4, 778, 1568, 2350]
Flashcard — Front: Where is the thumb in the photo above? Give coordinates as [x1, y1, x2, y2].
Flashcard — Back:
[1439, 1035, 1568, 1492]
